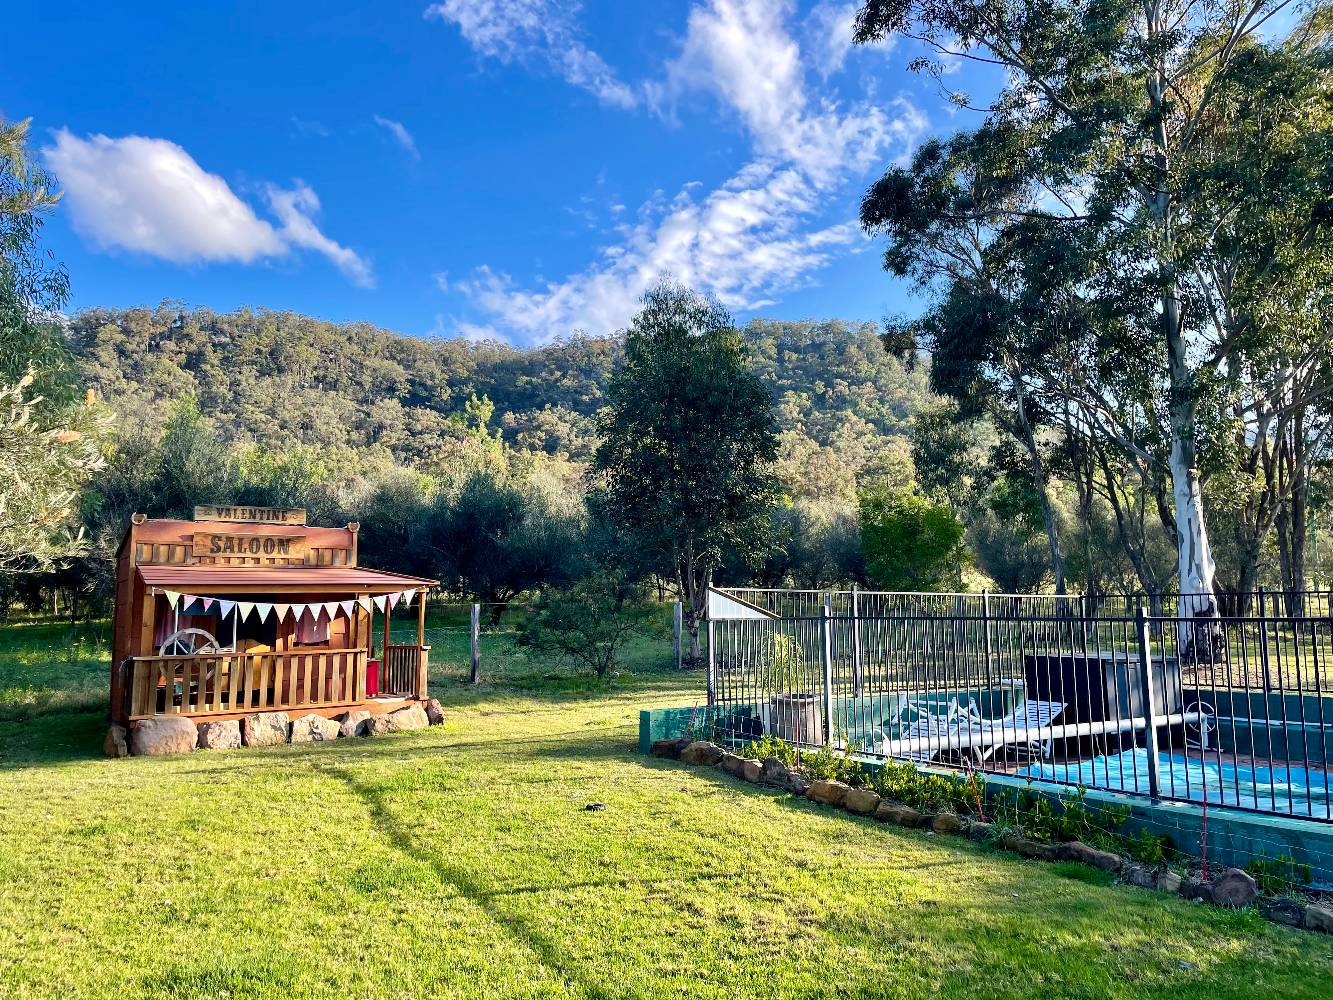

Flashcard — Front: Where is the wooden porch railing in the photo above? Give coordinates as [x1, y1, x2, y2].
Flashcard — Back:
[382, 643, 430, 699]
[124, 648, 371, 720]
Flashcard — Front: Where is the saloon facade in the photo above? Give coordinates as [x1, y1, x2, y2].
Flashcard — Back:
[111, 506, 436, 727]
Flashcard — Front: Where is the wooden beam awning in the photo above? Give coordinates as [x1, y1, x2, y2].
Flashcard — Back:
[138, 565, 436, 595]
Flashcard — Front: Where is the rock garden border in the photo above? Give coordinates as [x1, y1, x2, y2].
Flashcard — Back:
[104, 698, 446, 758]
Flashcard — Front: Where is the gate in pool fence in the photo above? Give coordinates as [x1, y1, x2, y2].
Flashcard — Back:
[704, 587, 1333, 823]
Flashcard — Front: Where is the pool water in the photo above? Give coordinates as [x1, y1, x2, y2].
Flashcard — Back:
[1022, 749, 1333, 820]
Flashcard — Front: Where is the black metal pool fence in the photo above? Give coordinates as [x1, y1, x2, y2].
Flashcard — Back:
[705, 588, 1333, 823]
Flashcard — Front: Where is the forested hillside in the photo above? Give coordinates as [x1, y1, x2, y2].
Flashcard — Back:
[68, 305, 928, 471]
[0, 303, 935, 618]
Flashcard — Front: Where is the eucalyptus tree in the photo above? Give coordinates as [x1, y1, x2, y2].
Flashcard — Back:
[865, 126, 1080, 596]
[856, 0, 1333, 647]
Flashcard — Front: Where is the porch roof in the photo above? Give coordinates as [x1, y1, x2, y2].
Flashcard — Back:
[137, 564, 436, 595]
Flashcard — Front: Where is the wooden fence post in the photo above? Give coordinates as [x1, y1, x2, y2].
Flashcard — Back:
[470, 603, 481, 684]
[416, 588, 428, 699]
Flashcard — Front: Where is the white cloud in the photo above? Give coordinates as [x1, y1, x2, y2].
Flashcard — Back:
[291, 116, 332, 137]
[424, 0, 637, 108]
[373, 115, 420, 159]
[804, 1, 866, 78]
[266, 183, 375, 288]
[654, 0, 899, 183]
[42, 129, 372, 286]
[447, 1, 925, 344]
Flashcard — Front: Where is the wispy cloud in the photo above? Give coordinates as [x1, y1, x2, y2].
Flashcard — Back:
[443, 0, 924, 343]
[372, 114, 420, 160]
[804, 1, 872, 78]
[291, 116, 332, 137]
[424, 0, 637, 109]
[42, 129, 373, 286]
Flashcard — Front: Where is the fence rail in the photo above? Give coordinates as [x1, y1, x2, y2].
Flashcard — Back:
[706, 591, 1333, 823]
[124, 648, 372, 719]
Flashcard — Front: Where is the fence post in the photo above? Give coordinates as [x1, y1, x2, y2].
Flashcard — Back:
[706, 614, 716, 707]
[673, 601, 683, 671]
[1135, 606, 1162, 801]
[982, 590, 994, 671]
[850, 585, 863, 697]
[1258, 585, 1272, 689]
[821, 596, 834, 748]
[469, 603, 480, 684]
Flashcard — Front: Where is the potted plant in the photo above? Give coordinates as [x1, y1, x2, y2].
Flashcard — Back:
[757, 632, 823, 746]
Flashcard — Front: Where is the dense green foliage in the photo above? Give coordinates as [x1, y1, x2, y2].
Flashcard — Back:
[67, 303, 926, 468]
[594, 283, 781, 661]
[855, 0, 1333, 607]
[517, 571, 664, 679]
[859, 484, 967, 590]
[0, 117, 107, 573]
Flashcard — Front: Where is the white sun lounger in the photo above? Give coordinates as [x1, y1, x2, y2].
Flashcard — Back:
[957, 699, 1066, 763]
[893, 698, 961, 763]
[879, 701, 1207, 761]
[877, 699, 1064, 764]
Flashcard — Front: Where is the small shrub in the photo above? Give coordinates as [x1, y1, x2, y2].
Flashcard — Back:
[1245, 855, 1313, 893]
[872, 759, 980, 814]
[1123, 827, 1173, 866]
[803, 745, 866, 786]
[738, 734, 797, 766]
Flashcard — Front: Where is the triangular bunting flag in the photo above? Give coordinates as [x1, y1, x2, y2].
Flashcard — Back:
[274, 603, 290, 622]
[164, 590, 181, 608]
[201, 597, 214, 612]
[323, 601, 339, 620]
[357, 597, 373, 614]
[400, 589, 415, 608]
[218, 600, 236, 618]
[237, 601, 255, 622]
[255, 603, 273, 623]
[387, 592, 400, 610]
[291, 603, 308, 622]
[339, 600, 356, 618]
[372, 595, 387, 612]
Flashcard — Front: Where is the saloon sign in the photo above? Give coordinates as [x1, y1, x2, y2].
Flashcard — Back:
[194, 532, 309, 559]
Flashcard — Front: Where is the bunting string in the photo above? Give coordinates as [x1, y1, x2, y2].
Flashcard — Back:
[159, 588, 420, 624]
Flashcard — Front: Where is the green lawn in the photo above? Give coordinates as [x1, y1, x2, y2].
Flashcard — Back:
[1, 617, 1332, 999]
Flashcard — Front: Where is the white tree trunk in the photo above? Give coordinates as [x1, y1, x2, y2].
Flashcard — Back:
[1169, 418, 1220, 658]
[1169, 438, 1217, 609]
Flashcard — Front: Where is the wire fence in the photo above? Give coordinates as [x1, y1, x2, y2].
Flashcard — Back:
[706, 589, 1333, 827]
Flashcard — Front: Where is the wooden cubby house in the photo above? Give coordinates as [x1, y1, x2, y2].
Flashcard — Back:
[110, 506, 436, 725]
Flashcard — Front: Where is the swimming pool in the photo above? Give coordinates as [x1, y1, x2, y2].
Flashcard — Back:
[1023, 749, 1333, 820]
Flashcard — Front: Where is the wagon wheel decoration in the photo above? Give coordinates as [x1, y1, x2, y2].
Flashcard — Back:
[158, 627, 223, 657]
[158, 628, 226, 689]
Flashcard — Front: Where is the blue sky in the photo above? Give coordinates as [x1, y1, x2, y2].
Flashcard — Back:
[2, 1, 993, 345]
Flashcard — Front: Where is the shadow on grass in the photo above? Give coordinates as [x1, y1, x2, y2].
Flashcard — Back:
[322, 761, 698, 1000]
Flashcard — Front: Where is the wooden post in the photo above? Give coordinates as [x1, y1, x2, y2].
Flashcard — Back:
[470, 602, 481, 684]
[673, 601, 683, 671]
[416, 588, 428, 699]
